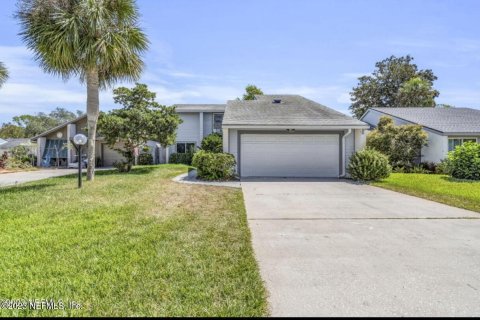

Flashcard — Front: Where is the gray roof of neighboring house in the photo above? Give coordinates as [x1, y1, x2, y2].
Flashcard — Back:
[367, 107, 480, 134]
[0, 138, 32, 149]
[31, 114, 87, 141]
[223, 94, 368, 127]
[0, 138, 6, 145]
[173, 104, 226, 113]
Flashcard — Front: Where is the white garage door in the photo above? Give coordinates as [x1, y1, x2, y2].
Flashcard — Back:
[102, 144, 125, 167]
[240, 134, 340, 177]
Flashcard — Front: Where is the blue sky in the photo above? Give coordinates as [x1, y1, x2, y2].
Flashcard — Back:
[1, 0, 479, 123]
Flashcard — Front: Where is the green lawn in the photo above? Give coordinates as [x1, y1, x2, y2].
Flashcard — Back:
[0, 165, 267, 317]
[373, 173, 480, 213]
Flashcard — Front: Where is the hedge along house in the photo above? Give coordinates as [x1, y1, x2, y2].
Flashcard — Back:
[361, 107, 480, 163]
[222, 95, 370, 178]
[30, 114, 158, 168]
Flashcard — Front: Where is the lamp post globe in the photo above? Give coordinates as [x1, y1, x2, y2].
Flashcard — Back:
[72, 133, 87, 188]
[73, 133, 87, 146]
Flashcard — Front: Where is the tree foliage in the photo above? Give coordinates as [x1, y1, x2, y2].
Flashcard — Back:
[98, 83, 182, 171]
[0, 61, 8, 88]
[349, 55, 439, 118]
[242, 84, 264, 100]
[0, 107, 81, 138]
[367, 116, 428, 168]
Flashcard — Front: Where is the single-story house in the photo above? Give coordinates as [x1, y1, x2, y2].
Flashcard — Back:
[361, 107, 480, 163]
[30, 115, 158, 168]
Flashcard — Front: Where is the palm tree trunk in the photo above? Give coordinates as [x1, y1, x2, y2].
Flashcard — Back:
[86, 69, 99, 181]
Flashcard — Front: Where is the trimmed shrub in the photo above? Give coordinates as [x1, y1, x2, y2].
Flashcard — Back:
[192, 150, 236, 181]
[447, 142, 480, 180]
[347, 148, 391, 181]
[138, 153, 153, 165]
[169, 152, 195, 165]
[201, 133, 223, 153]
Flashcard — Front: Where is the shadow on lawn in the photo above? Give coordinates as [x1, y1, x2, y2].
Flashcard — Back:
[440, 176, 480, 184]
[0, 183, 57, 195]
[95, 166, 158, 177]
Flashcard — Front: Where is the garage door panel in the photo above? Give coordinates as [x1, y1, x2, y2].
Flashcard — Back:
[240, 134, 339, 178]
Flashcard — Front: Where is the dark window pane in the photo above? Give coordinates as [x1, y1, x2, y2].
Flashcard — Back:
[213, 113, 223, 131]
[176, 143, 186, 153]
[186, 143, 196, 153]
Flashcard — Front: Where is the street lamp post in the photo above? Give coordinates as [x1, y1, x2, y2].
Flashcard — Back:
[71, 134, 88, 188]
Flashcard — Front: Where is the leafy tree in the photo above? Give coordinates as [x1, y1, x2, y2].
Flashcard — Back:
[0, 61, 8, 88]
[367, 116, 428, 168]
[349, 55, 439, 118]
[242, 84, 264, 100]
[436, 103, 454, 108]
[0, 124, 26, 139]
[98, 83, 181, 171]
[17, 0, 148, 181]
[11, 107, 79, 137]
[396, 77, 438, 108]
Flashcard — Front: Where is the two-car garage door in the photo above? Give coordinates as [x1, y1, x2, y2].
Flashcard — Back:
[240, 133, 340, 178]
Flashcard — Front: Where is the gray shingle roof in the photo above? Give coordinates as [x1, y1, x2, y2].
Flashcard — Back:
[223, 95, 367, 127]
[369, 107, 480, 134]
[0, 138, 31, 149]
[174, 104, 226, 113]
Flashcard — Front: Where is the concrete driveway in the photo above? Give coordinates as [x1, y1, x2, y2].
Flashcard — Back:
[241, 178, 480, 317]
[0, 169, 78, 187]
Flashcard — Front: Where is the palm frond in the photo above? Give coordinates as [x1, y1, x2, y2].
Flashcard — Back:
[0, 61, 9, 88]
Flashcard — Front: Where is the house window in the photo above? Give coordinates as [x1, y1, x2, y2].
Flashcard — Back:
[176, 142, 196, 154]
[213, 113, 224, 133]
[448, 138, 478, 152]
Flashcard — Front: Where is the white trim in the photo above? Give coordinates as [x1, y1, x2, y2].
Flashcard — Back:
[340, 129, 352, 177]
[222, 124, 370, 130]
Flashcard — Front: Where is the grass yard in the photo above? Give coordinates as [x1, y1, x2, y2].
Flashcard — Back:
[0, 165, 267, 317]
[373, 173, 480, 213]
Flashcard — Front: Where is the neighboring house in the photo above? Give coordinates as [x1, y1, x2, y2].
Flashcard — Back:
[0, 138, 34, 155]
[30, 114, 158, 168]
[222, 95, 369, 178]
[361, 107, 480, 163]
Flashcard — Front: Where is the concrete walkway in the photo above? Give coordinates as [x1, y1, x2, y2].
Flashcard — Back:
[0, 169, 79, 187]
[242, 178, 480, 317]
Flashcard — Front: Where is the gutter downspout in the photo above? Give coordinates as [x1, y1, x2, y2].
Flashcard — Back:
[340, 129, 352, 178]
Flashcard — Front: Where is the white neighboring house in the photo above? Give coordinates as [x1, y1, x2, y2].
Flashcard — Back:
[222, 95, 369, 178]
[361, 107, 480, 163]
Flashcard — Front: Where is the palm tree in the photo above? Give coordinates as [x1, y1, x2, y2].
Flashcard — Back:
[0, 61, 8, 88]
[17, 0, 148, 181]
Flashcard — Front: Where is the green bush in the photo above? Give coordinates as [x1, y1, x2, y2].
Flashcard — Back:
[347, 148, 391, 181]
[5, 157, 32, 170]
[192, 150, 236, 181]
[447, 142, 480, 180]
[201, 133, 223, 153]
[138, 153, 153, 165]
[169, 152, 195, 165]
[367, 116, 427, 168]
[435, 159, 452, 175]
